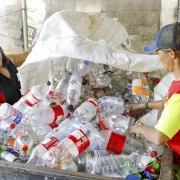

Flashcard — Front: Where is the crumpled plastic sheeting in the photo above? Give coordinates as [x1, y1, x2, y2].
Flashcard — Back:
[18, 11, 163, 94]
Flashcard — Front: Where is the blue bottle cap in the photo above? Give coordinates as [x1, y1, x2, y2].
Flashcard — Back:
[46, 81, 51, 86]
[125, 174, 141, 180]
[143, 172, 153, 180]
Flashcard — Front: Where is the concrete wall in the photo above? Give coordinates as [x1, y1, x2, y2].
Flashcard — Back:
[42, 0, 178, 53]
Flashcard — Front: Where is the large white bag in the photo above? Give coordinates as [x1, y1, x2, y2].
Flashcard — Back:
[18, 11, 163, 94]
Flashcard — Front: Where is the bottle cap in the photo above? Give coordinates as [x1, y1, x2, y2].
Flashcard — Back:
[143, 172, 153, 180]
[144, 166, 156, 174]
[22, 145, 28, 152]
[46, 81, 51, 86]
[50, 102, 57, 106]
[82, 78, 88, 85]
[9, 123, 16, 129]
[78, 98, 84, 105]
[149, 161, 161, 173]
[125, 174, 141, 180]
[68, 105, 74, 112]
[151, 151, 157, 157]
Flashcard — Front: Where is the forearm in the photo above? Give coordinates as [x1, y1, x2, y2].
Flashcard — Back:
[7, 52, 29, 67]
[140, 126, 169, 145]
[131, 100, 164, 111]
[148, 100, 164, 110]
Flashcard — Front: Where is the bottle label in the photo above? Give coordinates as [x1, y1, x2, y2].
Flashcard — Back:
[85, 98, 98, 107]
[10, 107, 23, 124]
[68, 76, 82, 92]
[106, 132, 126, 154]
[48, 105, 65, 128]
[67, 129, 90, 154]
[98, 119, 109, 130]
[1, 151, 17, 162]
[132, 79, 150, 97]
[41, 136, 60, 151]
[24, 90, 40, 107]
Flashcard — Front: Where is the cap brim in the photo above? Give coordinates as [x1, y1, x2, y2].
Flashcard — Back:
[143, 42, 158, 53]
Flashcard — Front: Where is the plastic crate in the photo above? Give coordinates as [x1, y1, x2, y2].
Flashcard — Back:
[0, 147, 173, 180]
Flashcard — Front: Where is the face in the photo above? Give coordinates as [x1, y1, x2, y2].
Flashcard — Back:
[157, 49, 174, 72]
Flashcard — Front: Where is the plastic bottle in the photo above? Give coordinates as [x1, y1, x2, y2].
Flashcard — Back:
[98, 114, 134, 135]
[74, 98, 98, 121]
[132, 72, 150, 102]
[53, 71, 66, 83]
[26, 119, 78, 165]
[13, 81, 51, 113]
[91, 89, 105, 99]
[0, 103, 23, 125]
[14, 133, 34, 152]
[42, 128, 91, 168]
[43, 91, 61, 107]
[41, 121, 98, 168]
[19, 145, 29, 163]
[89, 130, 158, 156]
[81, 85, 92, 100]
[66, 58, 92, 77]
[32, 124, 56, 143]
[29, 104, 70, 126]
[92, 64, 119, 76]
[104, 75, 126, 96]
[98, 96, 124, 115]
[0, 147, 19, 162]
[61, 160, 78, 171]
[85, 150, 113, 174]
[54, 72, 71, 102]
[66, 75, 82, 108]
[95, 74, 111, 88]
[94, 152, 156, 178]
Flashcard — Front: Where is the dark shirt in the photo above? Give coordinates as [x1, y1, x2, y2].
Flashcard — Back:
[0, 60, 21, 105]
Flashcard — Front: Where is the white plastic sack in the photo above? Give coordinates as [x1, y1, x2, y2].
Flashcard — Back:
[0, 0, 23, 54]
[18, 11, 163, 94]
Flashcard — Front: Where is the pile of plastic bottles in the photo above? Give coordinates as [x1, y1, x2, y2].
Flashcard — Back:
[0, 58, 163, 179]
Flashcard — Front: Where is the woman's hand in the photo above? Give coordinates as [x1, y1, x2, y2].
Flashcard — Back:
[129, 122, 144, 135]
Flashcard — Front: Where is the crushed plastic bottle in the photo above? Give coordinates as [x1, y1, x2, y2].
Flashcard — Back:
[54, 72, 71, 102]
[66, 75, 83, 108]
[98, 114, 135, 134]
[74, 98, 98, 122]
[66, 58, 92, 77]
[132, 72, 150, 102]
[14, 81, 51, 113]
[94, 152, 156, 178]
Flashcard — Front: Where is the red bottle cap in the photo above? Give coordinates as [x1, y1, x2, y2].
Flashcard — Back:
[151, 151, 157, 157]
[22, 145, 28, 152]
[9, 123, 16, 129]
[155, 78, 160, 84]
[144, 166, 156, 174]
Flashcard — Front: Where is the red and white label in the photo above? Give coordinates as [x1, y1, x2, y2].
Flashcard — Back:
[24, 90, 40, 107]
[98, 119, 109, 130]
[106, 132, 126, 154]
[85, 98, 98, 107]
[67, 129, 90, 154]
[41, 136, 60, 151]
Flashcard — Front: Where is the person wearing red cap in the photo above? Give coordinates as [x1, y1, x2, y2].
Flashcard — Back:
[129, 23, 180, 175]
[0, 45, 34, 105]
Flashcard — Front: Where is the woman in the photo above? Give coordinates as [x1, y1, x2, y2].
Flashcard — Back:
[0, 46, 33, 105]
[129, 22, 180, 178]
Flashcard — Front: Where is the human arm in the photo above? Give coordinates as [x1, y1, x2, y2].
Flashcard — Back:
[129, 100, 164, 111]
[129, 123, 169, 145]
[130, 94, 180, 145]
[7, 43, 36, 67]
